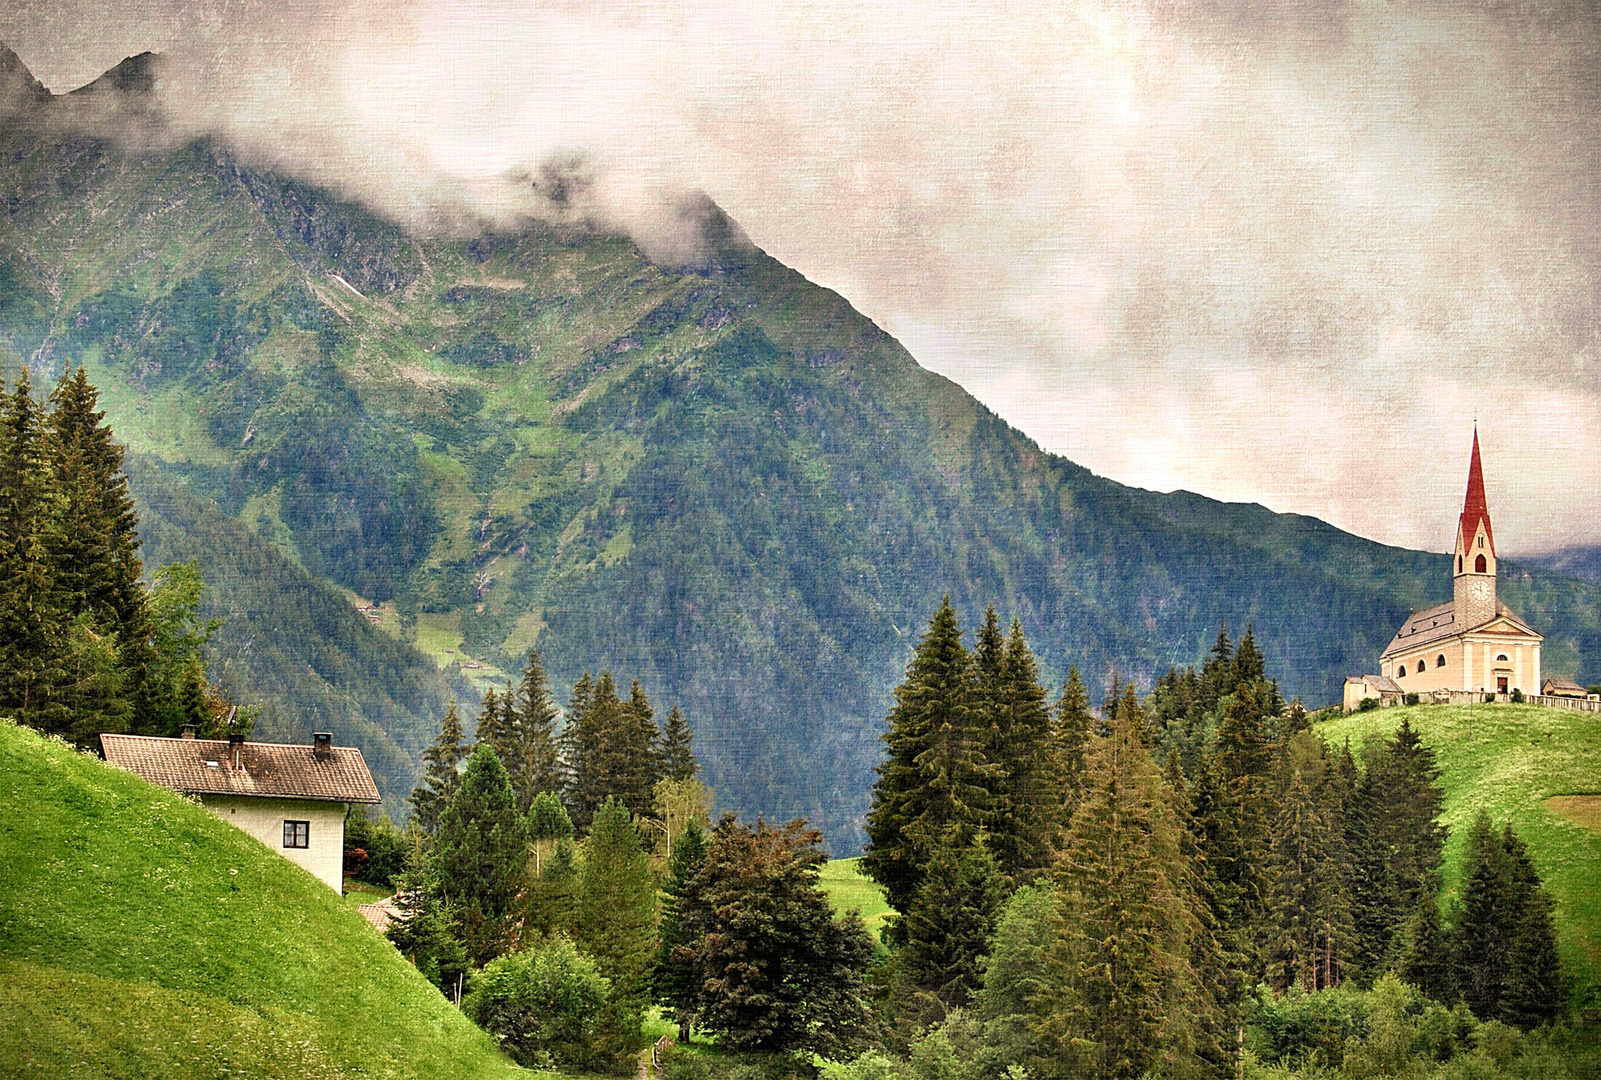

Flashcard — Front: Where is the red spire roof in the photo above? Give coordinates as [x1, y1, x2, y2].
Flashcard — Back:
[1459, 428, 1495, 556]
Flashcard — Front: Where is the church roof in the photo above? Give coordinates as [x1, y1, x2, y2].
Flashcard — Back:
[1459, 429, 1495, 556]
[1380, 598, 1540, 658]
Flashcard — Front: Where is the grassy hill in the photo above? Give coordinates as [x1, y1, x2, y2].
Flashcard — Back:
[0, 719, 527, 1079]
[5, 47, 1601, 850]
[1318, 702, 1601, 1003]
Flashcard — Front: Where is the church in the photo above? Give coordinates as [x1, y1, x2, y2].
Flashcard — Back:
[1344, 431, 1543, 712]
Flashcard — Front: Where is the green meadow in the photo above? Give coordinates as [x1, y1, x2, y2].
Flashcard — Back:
[1318, 701, 1601, 1001]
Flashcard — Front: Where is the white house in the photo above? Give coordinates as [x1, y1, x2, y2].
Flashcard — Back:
[101, 729, 380, 892]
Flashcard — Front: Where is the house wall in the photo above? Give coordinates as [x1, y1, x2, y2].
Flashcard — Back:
[200, 795, 348, 892]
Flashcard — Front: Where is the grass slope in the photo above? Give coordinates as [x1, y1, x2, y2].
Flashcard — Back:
[819, 858, 893, 942]
[1317, 702, 1601, 1003]
[0, 720, 526, 1079]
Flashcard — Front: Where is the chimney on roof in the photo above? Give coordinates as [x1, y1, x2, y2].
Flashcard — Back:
[180, 723, 197, 740]
[313, 732, 333, 761]
[228, 729, 246, 769]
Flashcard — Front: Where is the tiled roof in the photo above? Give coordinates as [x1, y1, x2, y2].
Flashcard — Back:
[1381, 601, 1457, 657]
[1381, 598, 1539, 658]
[1545, 678, 1588, 694]
[357, 897, 402, 933]
[1459, 429, 1495, 556]
[1362, 674, 1402, 694]
[100, 734, 380, 804]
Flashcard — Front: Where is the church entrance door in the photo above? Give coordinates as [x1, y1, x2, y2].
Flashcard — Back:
[1497, 676, 1509, 693]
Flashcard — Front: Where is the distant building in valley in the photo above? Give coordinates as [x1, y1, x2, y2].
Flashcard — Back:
[100, 729, 379, 892]
[1345, 430, 1544, 712]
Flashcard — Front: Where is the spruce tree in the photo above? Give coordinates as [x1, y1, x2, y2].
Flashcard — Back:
[656, 819, 708, 1040]
[528, 790, 574, 874]
[895, 830, 1007, 1017]
[433, 744, 528, 967]
[410, 704, 468, 835]
[669, 815, 875, 1058]
[47, 366, 154, 732]
[0, 367, 69, 734]
[1501, 824, 1563, 1030]
[524, 836, 579, 942]
[501, 649, 563, 810]
[986, 617, 1056, 880]
[575, 797, 658, 1011]
[863, 597, 996, 925]
[564, 672, 658, 829]
[1053, 666, 1093, 815]
[1456, 811, 1510, 1019]
[1043, 689, 1226, 1080]
[659, 706, 698, 781]
[1263, 732, 1352, 991]
[1398, 881, 1454, 1004]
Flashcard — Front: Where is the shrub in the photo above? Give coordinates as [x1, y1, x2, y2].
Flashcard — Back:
[1511, 688, 1525, 704]
[461, 935, 615, 1071]
[1404, 692, 1421, 706]
[1359, 697, 1380, 712]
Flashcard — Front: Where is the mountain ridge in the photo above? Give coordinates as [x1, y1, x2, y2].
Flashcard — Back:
[3, 48, 1598, 849]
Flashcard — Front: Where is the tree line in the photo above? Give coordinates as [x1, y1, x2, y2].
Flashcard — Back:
[0, 365, 239, 744]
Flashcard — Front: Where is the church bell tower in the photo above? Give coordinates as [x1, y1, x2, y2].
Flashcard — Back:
[1452, 429, 1497, 630]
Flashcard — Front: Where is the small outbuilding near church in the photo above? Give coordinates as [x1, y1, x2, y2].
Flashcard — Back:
[101, 729, 380, 893]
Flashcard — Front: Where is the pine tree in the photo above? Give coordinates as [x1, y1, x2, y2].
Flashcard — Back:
[410, 704, 468, 835]
[895, 830, 1007, 1017]
[474, 687, 507, 751]
[1349, 717, 1447, 976]
[432, 744, 528, 966]
[563, 672, 659, 829]
[1198, 624, 1234, 713]
[1456, 817, 1562, 1028]
[1231, 624, 1266, 686]
[500, 649, 563, 811]
[1263, 732, 1352, 992]
[46, 366, 154, 732]
[659, 706, 697, 781]
[656, 819, 707, 1040]
[986, 617, 1056, 880]
[1203, 678, 1275, 956]
[863, 597, 997, 925]
[1054, 666, 1093, 815]
[1398, 881, 1454, 1003]
[669, 815, 875, 1058]
[528, 790, 574, 874]
[524, 836, 579, 942]
[0, 367, 69, 734]
[1501, 824, 1563, 1030]
[575, 797, 657, 1011]
[1042, 690, 1227, 1080]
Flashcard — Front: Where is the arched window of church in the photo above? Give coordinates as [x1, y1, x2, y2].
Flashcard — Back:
[1475, 554, 1487, 573]
[1437, 655, 1446, 668]
[1398, 665, 1407, 677]
[1497, 654, 1508, 662]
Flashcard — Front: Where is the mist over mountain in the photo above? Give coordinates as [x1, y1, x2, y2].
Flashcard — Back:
[4, 49, 1599, 849]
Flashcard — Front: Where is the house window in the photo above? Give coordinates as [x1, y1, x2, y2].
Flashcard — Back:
[1437, 655, 1446, 668]
[1476, 554, 1487, 573]
[283, 820, 310, 849]
[1398, 665, 1407, 678]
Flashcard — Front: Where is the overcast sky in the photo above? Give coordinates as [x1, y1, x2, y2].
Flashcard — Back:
[4, 0, 1597, 556]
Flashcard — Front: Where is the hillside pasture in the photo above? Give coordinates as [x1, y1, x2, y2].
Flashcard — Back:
[1318, 702, 1601, 1001]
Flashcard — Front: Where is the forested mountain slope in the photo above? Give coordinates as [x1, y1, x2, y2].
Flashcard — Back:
[4, 48, 1598, 847]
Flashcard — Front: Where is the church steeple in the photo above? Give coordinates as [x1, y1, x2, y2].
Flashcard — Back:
[1453, 428, 1497, 629]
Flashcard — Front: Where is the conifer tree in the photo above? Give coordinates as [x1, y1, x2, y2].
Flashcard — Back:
[1349, 717, 1446, 975]
[668, 815, 875, 1058]
[1263, 732, 1352, 991]
[986, 617, 1056, 879]
[1232, 624, 1266, 686]
[1501, 824, 1563, 1030]
[563, 672, 659, 829]
[1398, 881, 1454, 1004]
[410, 704, 468, 835]
[864, 597, 997, 925]
[575, 797, 658, 1012]
[474, 687, 507, 750]
[1203, 679, 1275, 953]
[47, 366, 155, 729]
[1053, 666, 1093, 815]
[1456, 814, 1563, 1028]
[433, 744, 528, 966]
[528, 790, 574, 874]
[524, 836, 579, 942]
[1198, 624, 1234, 713]
[0, 367, 69, 733]
[499, 649, 563, 810]
[656, 819, 707, 1040]
[1043, 690, 1226, 1080]
[896, 830, 1007, 1016]
[659, 706, 697, 781]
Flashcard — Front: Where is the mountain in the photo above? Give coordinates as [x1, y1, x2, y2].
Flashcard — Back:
[4, 49, 1600, 849]
[0, 719, 525, 1078]
[1524, 544, 1601, 587]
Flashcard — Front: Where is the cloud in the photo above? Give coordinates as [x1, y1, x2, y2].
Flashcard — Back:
[2, 0, 1597, 553]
